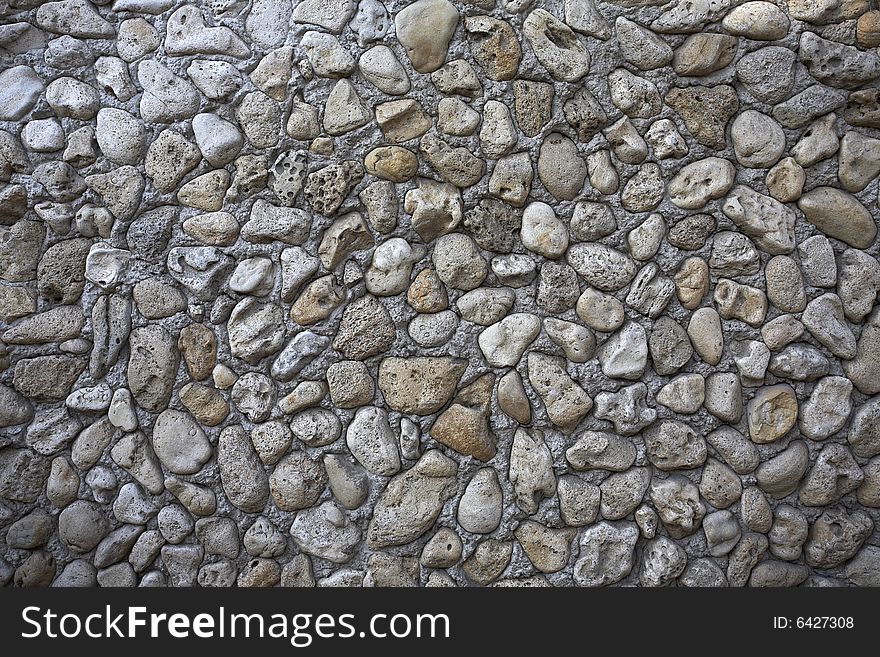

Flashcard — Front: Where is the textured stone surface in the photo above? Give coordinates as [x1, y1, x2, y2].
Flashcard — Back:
[1, 0, 879, 590]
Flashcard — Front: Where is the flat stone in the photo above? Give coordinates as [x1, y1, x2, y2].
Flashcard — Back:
[773, 84, 846, 129]
[567, 243, 637, 292]
[14, 355, 85, 403]
[465, 16, 522, 81]
[838, 130, 880, 192]
[567, 431, 637, 472]
[608, 68, 661, 118]
[674, 256, 709, 310]
[572, 201, 618, 242]
[799, 31, 880, 89]
[714, 278, 767, 327]
[0, 66, 44, 121]
[515, 521, 574, 574]
[359, 45, 410, 95]
[333, 295, 396, 360]
[152, 410, 212, 476]
[290, 502, 360, 564]
[650, 475, 706, 538]
[736, 46, 797, 104]
[458, 468, 503, 534]
[800, 443, 863, 506]
[600, 468, 650, 520]
[845, 308, 880, 394]
[800, 376, 853, 441]
[804, 507, 873, 569]
[650, 316, 694, 376]
[687, 307, 723, 365]
[657, 374, 705, 414]
[538, 133, 587, 201]
[708, 426, 760, 475]
[616, 17, 672, 70]
[850, 395, 880, 458]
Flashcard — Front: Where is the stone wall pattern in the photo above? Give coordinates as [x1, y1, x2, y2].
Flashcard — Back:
[1, 0, 880, 588]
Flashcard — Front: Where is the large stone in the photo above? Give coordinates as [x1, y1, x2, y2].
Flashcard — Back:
[465, 16, 521, 81]
[152, 410, 212, 476]
[645, 421, 707, 470]
[516, 521, 574, 574]
[650, 475, 706, 538]
[395, 0, 459, 73]
[640, 537, 687, 586]
[332, 295, 396, 360]
[478, 314, 541, 367]
[800, 444, 863, 506]
[567, 432, 637, 472]
[668, 157, 736, 209]
[722, 186, 796, 254]
[598, 321, 648, 380]
[431, 374, 496, 461]
[800, 377, 853, 441]
[509, 428, 556, 515]
[747, 384, 798, 444]
[377, 357, 465, 415]
[269, 452, 328, 512]
[756, 441, 809, 497]
[804, 507, 873, 569]
[567, 243, 637, 292]
[14, 355, 85, 403]
[538, 133, 587, 201]
[0, 448, 50, 503]
[218, 426, 269, 513]
[523, 9, 590, 83]
[799, 31, 880, 89]
[458, 468, 503, 534]
[290, 502, 360, 564]
[665, 85, 738, 150]
[227, 298, 286, 365]
[345, 406, 401, 476]
[127, 326, 178, 412]
[802, 293, 857, 359]
[798, 187, 877, 249]
[845, 308, 880, 394]
[527, 352, 592, 431]
[850, 395, 880, 458]
[573, 521, 639, 587]
[368, 450, 458, 547]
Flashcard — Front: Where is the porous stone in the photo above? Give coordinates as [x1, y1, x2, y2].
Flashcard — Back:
[574, 520, 639, 587]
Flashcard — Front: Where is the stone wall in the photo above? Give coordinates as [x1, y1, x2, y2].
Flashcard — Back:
[1, 0, 880, 588]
